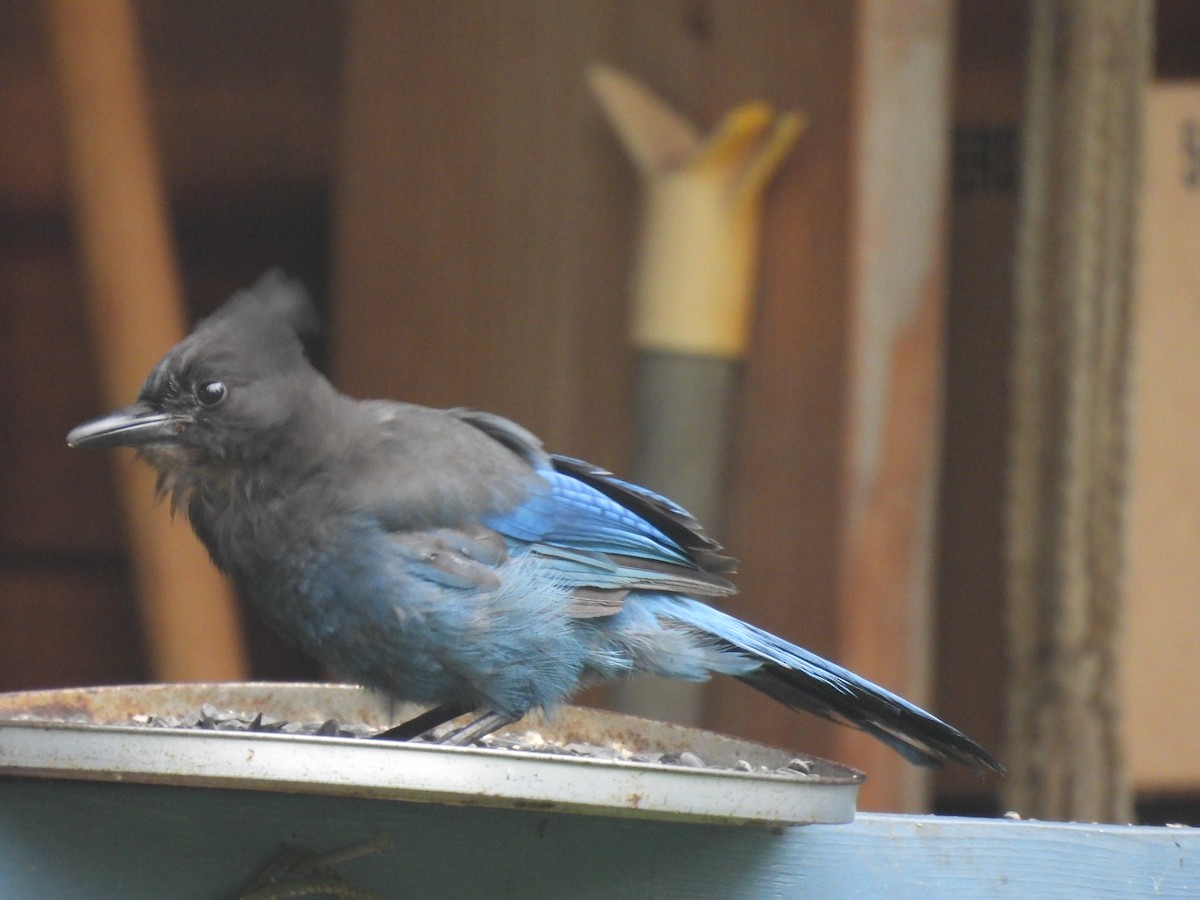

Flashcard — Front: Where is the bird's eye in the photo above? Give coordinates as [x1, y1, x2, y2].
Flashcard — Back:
[195, 380, 228, 407]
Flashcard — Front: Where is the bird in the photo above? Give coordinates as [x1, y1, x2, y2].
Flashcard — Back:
[68, 271, 1002, 774]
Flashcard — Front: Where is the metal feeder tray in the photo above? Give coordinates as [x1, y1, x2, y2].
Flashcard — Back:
[0, 682, 862, 827]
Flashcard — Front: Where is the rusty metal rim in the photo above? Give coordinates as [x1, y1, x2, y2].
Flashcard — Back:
[0, 683, 862, 827]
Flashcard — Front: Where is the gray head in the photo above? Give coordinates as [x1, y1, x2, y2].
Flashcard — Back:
[68, 271, 327, 480]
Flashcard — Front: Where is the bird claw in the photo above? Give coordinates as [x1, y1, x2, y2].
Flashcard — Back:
[372, 704, 515, 746]
[372, 700, 471, 742]
[436, 711, 517, 746]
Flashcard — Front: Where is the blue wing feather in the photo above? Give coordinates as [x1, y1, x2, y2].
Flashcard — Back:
[483, 468, 694, 566]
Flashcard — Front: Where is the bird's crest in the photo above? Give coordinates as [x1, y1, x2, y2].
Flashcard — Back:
[199, 269, 321, 343]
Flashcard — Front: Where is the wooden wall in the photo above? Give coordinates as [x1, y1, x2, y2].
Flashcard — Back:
[933, 0, 1027, 808]
[4, 0, 976, 814]
[330, 1, 855, 750]
[331, 1, 960, 812]
[936, 0, 1200, 815]
[0, 0, 346, 688]
[20, 0, 1200, 818]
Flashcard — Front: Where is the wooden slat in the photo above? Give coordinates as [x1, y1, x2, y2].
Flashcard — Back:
[934, 0, 1028, 806]
[831, 0, 955, 812]
[0, 568, 146, 689]
[332, 0, 856, 758]
[0, 779, 1196, 898]
[1124, 84, 1200, 792]
[1004, 0, 1151, 823]
[0, 236, 121, 556]
[333, 2, 631, 455]
[45, 0, 246, 682]
[700, 2, 857, 769]
[0, 1, 343, 213]
[333, 1, 962, 812]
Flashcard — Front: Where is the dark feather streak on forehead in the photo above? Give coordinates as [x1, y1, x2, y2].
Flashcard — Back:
[138, 351, 187, 403]
[137, 313, 305, 406]
[136, 271, 318, 404]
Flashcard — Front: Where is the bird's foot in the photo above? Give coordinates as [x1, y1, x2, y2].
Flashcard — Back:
[437, 710, 518, 746]
[372, 700, 471, 742]
[372, 703, 515, 746]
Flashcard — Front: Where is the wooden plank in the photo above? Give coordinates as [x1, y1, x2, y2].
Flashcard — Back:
[332, 2, 633, 454]
[1004, 0, 1151, 823]
[0, 1, 343, 212]
[934, 0, 1028, 807]
[1125, 84, 1200, 792]
[333, 2, 970, 812]
[0, 778, 1194, 898]
[46, 0, 247, 682]
[0, 236, 121, 556]
[332, 0, 857, 767]
[0, 568, 146, 689]
[832, 0, 954, 812]
[681, 1, 856, 770]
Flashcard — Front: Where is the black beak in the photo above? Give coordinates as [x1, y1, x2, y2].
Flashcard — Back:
[67, 402, 188, 449]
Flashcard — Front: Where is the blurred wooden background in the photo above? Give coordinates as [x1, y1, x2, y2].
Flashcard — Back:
[2, 0, 1198, 819]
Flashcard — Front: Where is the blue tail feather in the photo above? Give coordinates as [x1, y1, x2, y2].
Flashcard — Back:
[651, 596, 1002, 773]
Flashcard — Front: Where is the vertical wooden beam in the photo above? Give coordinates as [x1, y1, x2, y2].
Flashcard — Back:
[1125, 85, 1200, 795]
[832, 0, 955, 812]
[935, 0, 1028, 808]
[46, 0, 247, 682]
[1005, 0, 1151, 824]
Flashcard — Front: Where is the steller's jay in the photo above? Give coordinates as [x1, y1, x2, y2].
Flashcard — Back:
[69, 272, 1001, 773]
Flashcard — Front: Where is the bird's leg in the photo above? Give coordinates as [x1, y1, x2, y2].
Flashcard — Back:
[437, 710, 518, 746]
[373, 699, 473, 741]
